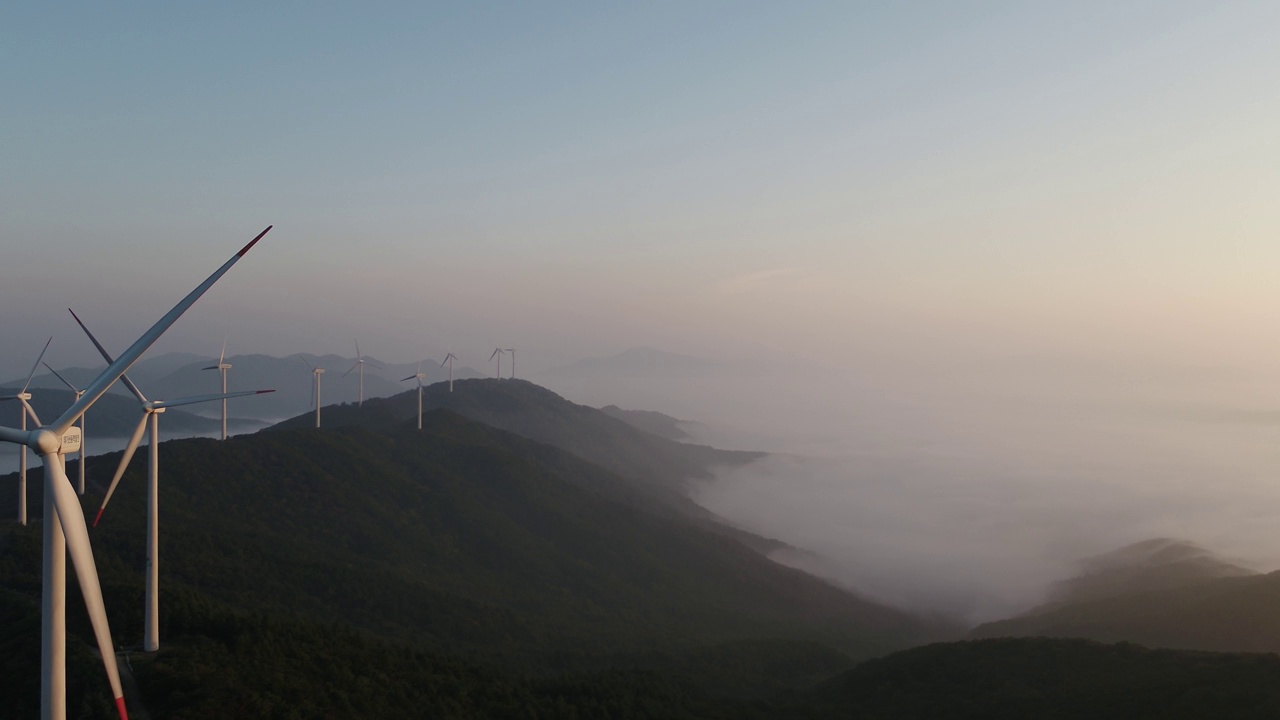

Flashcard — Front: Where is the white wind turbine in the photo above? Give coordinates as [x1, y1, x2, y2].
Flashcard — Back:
[344, 340, 371, 406]
[42, 363, 88, 495]
[72, 310, 273, 654]
[490, 348, 505, 380]
[0, 224, 272, 720]
[201, 336, 233, 440]
[505, 348, 517, 379]
[441, 352, 457, 392]
[301, 357, 325, 428]
[401, 362, 427, 430]
[1, 337, 53, 526]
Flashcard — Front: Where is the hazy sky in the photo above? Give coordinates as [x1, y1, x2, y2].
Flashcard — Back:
[7, 3, 1280, 624]
[5, 1, 1280, 379]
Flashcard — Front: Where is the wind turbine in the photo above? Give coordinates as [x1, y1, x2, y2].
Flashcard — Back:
[401, 362, 427, 430]
[0, 224, 272, 720]
[301, 356, 325, 428]
[505, 348, 517, 379]
[1, 337, 52, 525]
[344, 340, 369, 406]
[202, 336, 233, 440]
[441, 352, 457, 392]
[490, 348, 505, 380]
[42, 363, 87, 495]
[72, 310, 273, 654]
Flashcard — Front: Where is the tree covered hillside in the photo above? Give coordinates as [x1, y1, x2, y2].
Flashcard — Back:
[268, 379, 761, 503]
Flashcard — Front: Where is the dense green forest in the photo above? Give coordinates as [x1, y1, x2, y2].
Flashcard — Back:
[814, 638, 1280, 720]
[11, 572, 1280, 719]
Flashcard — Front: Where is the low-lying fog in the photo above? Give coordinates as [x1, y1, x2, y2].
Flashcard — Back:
[543, 360, 1280, 626]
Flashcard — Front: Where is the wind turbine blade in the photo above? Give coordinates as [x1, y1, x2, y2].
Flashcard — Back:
[355, 339, 361, 360]
[152, 389, 274, 410]
[490, 348, 500, 361]
[20, 337, 53, 394]
[95, 414, 149, 526]
[19, 397, 42, 427]
[343, 361, 360, 377]
[68, 308, 149, 404]
[50, 225, 272, 436]
[440, 357, 449, 367]
[44, 453, 128, 717]
[299, 356, 315, 371]
[200, 365, 219, 371]
[42, 362, 80, 393]
[218, 335, 227, 365]
[400, 375, 417, 382]
[0, 426, 26, 444]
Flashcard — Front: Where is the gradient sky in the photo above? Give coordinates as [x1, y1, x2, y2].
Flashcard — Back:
[3, 1, 1280, 380]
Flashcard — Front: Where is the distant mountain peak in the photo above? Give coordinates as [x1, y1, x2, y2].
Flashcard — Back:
[970, 538, 1272, 653]
[1044, 538, 1256, 606]
[541, 347, 722, 379]
[616, 346, 701, 360]
[599, 404, 693, 441]
[1077, 538, 1242, 574]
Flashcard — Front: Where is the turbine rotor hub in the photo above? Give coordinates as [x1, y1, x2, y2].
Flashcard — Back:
[32, 428, 61, 455]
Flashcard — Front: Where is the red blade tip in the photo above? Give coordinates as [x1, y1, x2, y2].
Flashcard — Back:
[93, 507, 105, 528]
[116, 695, 129, 720]
[237, 225, 273, 257]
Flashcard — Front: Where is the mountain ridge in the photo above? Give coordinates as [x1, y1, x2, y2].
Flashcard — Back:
[267, 378, 765, 515]
[970, 538, 1280, 653]
[2, 407, 951, 670]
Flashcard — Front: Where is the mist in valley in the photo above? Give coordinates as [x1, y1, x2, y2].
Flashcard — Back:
[542, 356, 1280, 625]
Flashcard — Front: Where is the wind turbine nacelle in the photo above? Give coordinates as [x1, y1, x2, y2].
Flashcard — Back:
[58, 427, 82, 455]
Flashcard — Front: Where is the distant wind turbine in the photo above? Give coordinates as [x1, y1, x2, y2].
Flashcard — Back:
[0, 337, 52, 525]
[505, 348, 517, 379]
[490, 348, 505, 380]
[441, 352, 457, 392]
[201, 336, 233, 440]
[401, 362, 427, 430]
[0, 224, 272, 720]
[301, 357, 325, 428]
[72, 309, 274, 654]
[344, 340, 370, 406]
[42, 363, 88, 495]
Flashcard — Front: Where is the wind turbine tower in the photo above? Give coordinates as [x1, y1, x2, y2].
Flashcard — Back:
[345, 340, 368, 406]
[72, 310, 274, 654]
[2, 337, 52, 525]
[490, 348, 505, 380]
[43, 363, 88, 495]
[302, 357, 325, 428]
[402, 362, 427, 430]
[505, 348, 517, 379]
[441, 352, 457, 392]
[202, 336, 233, 440]
[0, 224, 272, 720]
